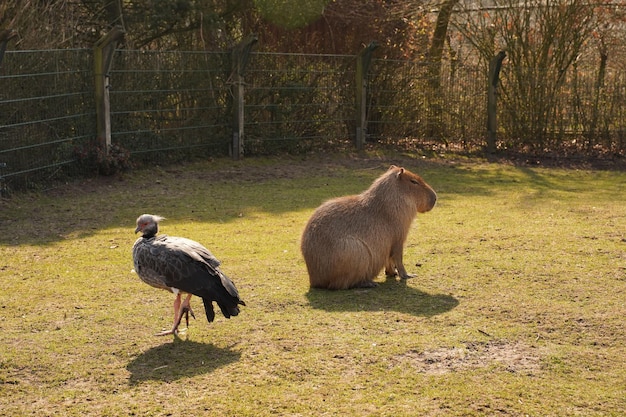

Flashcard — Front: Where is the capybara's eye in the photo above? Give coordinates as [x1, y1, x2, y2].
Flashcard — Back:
[410, 179, 419, 185]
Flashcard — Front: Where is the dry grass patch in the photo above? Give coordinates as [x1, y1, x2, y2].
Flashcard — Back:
[392, 340, 543, 375]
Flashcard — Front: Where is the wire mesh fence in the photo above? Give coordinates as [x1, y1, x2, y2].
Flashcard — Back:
[244, 52, 356, 153]
[0, 47, 624, 192]
[499, 65, 626, 152]
[110, 50, 233, 162]
[0, 49, 94, 190]
[367, 59, 486, 145]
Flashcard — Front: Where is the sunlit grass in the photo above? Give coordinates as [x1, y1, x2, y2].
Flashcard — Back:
[1, 154, 625, 416]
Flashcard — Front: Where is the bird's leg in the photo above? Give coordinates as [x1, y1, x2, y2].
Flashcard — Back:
[180, 293, 196, 328]
[155, 293, 196, 337]
[155, 293, 182, 337]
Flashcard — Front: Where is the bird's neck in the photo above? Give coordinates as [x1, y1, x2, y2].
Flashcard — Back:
[142, 230, 158, 239]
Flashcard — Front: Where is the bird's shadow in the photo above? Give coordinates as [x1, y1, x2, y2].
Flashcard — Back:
[306, 276, 459, 316]
[126, 338, 240, 385]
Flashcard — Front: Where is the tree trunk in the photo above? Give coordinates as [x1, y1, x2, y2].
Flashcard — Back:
[486, 51, 506, 153]
[103, 0, 126, 31]
[426, 0, 460, 141]
[588, 40, 608, 149]
[0, 29, 17, 67]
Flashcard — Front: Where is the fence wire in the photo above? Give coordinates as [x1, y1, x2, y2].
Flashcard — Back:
[0, 49, 94, 190]
[244, 52, 356, 153]
[110, 50, 232, 162]
[0, 48, 624, 192]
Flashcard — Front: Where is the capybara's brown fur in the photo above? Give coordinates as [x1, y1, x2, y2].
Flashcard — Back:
[301, 165, 437, 290]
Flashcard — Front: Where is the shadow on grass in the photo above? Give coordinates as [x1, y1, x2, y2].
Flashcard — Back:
[0, 156, 512, 246]
[5, 155, 611, 246]
[305, 277, 459, 317]
[127, 339, 240, 385]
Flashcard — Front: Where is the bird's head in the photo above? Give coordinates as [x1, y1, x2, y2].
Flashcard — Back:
[135, 214, 165, 238]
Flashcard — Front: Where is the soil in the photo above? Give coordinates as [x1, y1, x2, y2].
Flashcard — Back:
[391, 340, 543, 375]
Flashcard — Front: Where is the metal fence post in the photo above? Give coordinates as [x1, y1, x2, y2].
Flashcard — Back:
[487, 50, 506, 153]
[230, 35, 258, 160]
[355, 42, 377, 151]
[94, 26, 125, 154]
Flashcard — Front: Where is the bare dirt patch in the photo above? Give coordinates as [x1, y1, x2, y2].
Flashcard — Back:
[392, 340, 543, 375]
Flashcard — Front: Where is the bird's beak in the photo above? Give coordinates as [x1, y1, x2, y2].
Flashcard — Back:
[135, 226, 141, 234]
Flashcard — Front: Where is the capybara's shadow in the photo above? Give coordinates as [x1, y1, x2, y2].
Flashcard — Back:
[306, 277, 458, 316]
[127, 339, 240, 385]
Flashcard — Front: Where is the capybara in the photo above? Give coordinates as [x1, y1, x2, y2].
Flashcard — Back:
[301, 165, 437, 290]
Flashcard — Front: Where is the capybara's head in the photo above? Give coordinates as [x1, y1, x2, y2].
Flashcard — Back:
[389, 165, 437, 213]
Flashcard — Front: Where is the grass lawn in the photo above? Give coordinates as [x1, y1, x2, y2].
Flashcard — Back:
[1, 153, 625, 416]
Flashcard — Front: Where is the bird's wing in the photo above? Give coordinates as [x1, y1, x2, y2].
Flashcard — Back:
[149, 236, 243, 302]
[165, 236, 222, 268]
[158, 236, 243, 301]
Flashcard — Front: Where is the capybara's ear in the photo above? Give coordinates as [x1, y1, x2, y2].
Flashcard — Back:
[396, 167, 405, 178]
[389, 164, 398, 170]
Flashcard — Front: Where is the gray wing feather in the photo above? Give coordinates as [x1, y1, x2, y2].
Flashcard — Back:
[164, 236, 222, 268]
[132, 235, 242, 302]
[157, 236, 242, 301]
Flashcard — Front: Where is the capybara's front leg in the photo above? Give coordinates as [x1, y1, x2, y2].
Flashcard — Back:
[396, 263, 416, 280]
[391, 247, 415, 280]
[385, 257, 397, 277]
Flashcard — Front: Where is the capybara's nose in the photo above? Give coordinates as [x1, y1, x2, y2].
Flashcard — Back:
[422, 189, 437, 212]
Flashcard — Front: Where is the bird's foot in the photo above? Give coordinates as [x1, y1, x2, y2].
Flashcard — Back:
[154, 327, 187, 337]
[154, 328, 177, 337]
[182, 305, 196, 328]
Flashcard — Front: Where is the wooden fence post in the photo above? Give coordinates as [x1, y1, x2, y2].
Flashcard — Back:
[230, 35, 258, 160]
[0, 29, 17, 191]
[94, 26, 125, 153]
[355, 42, 378, 151]
[486, 50, 506, 153]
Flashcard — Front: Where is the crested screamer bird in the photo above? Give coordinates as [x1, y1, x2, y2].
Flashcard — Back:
[132, 214, 245, 336]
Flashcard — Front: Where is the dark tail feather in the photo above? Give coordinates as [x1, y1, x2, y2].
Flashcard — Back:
[202, 298, 215, 323]
[217, 301, 240, 319]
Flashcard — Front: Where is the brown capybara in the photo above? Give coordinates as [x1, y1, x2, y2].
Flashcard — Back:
[301, 165, 437, 290]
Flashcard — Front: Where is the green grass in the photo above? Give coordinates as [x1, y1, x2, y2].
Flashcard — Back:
[1, 154, 625, 416]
